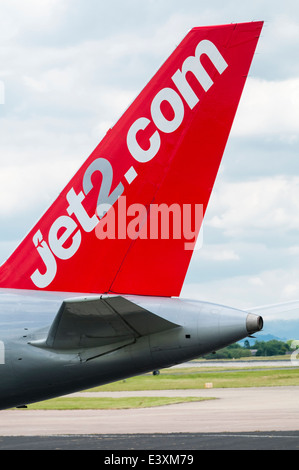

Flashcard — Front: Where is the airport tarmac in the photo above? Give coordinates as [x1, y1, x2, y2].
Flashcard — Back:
[1, 386, 299, 436]
[0, 432, 299, 450]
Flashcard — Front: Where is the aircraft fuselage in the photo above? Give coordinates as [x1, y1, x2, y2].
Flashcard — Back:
[0, 289, 262, 409]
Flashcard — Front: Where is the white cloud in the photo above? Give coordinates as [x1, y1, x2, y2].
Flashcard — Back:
[0, 0, 69, 43]
[198, 245, 240, 262]
[181, 267, 299, 310]
[233, 77, 299, 141]
[288, 246, 299, 255]
[206, 176, 299, 238]
[0, 160, 77, 217]
[283, 283, 299, 299]
[248, 276, 264, 287]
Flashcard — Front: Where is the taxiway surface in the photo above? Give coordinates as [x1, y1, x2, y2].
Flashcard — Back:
[1, 386, 299, 435]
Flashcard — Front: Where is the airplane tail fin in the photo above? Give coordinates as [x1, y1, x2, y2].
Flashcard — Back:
[0, 22, 263, 296]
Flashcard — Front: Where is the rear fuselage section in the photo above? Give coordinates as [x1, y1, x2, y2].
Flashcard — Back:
[0, 289, 260, 409]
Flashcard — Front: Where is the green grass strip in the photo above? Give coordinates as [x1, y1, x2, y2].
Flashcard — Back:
[90, 368, 299, 391]
[26, 396, 213, 410]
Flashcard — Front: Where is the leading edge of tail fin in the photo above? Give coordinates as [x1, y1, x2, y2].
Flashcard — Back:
[0, 22, 263, 296]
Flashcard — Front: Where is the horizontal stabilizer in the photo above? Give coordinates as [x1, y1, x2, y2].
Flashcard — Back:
[248, 300, 299, 317]
[32, 295, 178, 350]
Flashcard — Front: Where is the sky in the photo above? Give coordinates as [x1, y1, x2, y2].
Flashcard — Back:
[0, 0, 299, 320]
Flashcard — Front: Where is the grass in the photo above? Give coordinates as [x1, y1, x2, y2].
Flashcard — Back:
[26, 396, 213, 410]
[194, 354, 293, 362]
[89, 367, 299, 391]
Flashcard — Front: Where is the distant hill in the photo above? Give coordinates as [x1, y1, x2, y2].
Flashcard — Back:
[239, 333, 285, 347]
[260, 320, 299, 342]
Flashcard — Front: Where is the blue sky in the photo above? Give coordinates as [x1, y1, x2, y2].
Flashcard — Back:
[0, 0, 299, 316]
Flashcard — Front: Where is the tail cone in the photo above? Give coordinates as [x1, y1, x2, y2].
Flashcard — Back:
[246, 313, 263, 334]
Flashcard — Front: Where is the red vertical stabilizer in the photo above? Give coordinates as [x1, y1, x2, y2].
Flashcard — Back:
[0, 22, 263, 295]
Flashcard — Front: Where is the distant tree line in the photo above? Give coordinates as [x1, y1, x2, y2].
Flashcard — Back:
[204, 339, 292, 359]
